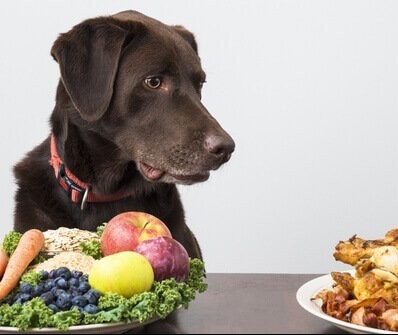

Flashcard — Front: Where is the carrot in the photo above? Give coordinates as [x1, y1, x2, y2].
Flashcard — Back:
[0, 247, 8, 278]
[0, 229, 44, 300]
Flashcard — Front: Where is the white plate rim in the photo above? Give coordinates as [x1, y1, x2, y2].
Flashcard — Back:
[296, 272, 398, 334]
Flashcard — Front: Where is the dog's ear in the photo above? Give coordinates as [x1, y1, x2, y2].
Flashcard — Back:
[51, 18, 144, 122]
[172, 25, 198, 54]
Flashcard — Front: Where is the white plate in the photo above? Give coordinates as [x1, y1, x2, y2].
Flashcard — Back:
[296, 273, 398, 334]
[0, 315, 159, 334]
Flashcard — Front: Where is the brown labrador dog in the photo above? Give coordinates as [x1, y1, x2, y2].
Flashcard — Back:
[13, 10, 235, 259]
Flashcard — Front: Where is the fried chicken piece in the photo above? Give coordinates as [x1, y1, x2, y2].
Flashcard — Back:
[352, 272, 386, 301]
[334, 228, 398, 266]
[332, 271, 383, 300]
[332, 270, 398, 306]
[331, 272, 355, 292]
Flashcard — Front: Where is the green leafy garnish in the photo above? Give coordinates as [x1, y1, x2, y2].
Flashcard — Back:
[51, 309, 82, 331]
[20, 271, 42, 286]
[96, 223, 106, 237]
[80, 240, 102, 259]
[186, 258, 208, 293]
[2, 231, 22, 256]
[80, 223, 106, 259]
[0, 298, 53, 331]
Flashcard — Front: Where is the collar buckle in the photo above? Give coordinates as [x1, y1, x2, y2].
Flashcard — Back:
[57, 163, 89, 210]
[80, 186, 90, 210]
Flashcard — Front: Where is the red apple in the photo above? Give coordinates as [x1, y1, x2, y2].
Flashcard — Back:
[135, 236, 190, 282]
[101, 211, 172, 256]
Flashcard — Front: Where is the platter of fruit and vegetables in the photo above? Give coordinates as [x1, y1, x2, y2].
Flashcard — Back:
[0, 212, 207, 333]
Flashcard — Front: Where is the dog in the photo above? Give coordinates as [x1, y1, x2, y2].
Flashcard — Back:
[12, 10, 235, 260]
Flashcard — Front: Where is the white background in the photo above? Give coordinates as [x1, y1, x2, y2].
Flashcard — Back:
[1, 0, 398, 274]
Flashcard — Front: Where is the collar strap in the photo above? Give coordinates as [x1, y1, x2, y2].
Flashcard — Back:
[49, 134, 127, 209]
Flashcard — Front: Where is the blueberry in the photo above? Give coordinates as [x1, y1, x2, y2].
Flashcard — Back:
[71, 270, 83, 279]
[55, 267, 71, 280]
[81, 274, 88, 282]
[54, 277, 69, 290]
[84, 304, 99, 314]
[88, 289, 101, 299]
[19, 283, 33, 294]
[31, 284, 44, 297]
[71, 295, 88, 307]
[50, 287, 57, 296]
[48, 269, 57, 279]
[14, 293, 31, 304]
[69, 287, 81, 297]
[83, 290, 100, 304]
[56, 292, 72, 310]
[51, 288, 67, 298]
[68, 278, 79, 288]
[40, 292, 54, 305]
[78, 281, 90, 293]
[44, 280, 55, 292]
[48, 303, 59, 313]
[39, 270, 49, 280]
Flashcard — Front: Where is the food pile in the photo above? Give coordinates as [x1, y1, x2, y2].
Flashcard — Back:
[314, 227, 398, 331]
[0, 212, 207, 331]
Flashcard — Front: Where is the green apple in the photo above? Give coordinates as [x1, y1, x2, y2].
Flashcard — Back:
[88, 251, 154, 297]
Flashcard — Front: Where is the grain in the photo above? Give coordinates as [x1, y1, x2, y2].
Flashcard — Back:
[43, 227, 99, 255]
[31, 252, 95, 274]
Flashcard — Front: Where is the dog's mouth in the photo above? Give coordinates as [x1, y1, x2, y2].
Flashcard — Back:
[138, 162, 209, 184]
[139, 162, 165, 180]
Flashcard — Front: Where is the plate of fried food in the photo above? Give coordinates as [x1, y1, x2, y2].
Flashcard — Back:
[297, 227, 398, 334]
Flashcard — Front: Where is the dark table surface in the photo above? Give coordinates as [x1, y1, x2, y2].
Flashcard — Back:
[138, 273, 349, 334]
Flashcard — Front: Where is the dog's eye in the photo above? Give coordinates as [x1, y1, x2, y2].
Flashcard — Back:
[144, 77, 162, 89]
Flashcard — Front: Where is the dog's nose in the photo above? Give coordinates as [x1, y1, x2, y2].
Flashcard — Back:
[204, 134, 235, 162]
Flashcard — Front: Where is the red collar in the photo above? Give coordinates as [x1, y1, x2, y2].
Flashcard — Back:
[49, 134, 128, 209]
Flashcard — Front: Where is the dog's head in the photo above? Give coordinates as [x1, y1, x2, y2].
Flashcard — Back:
[51, 10, 234, 185]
